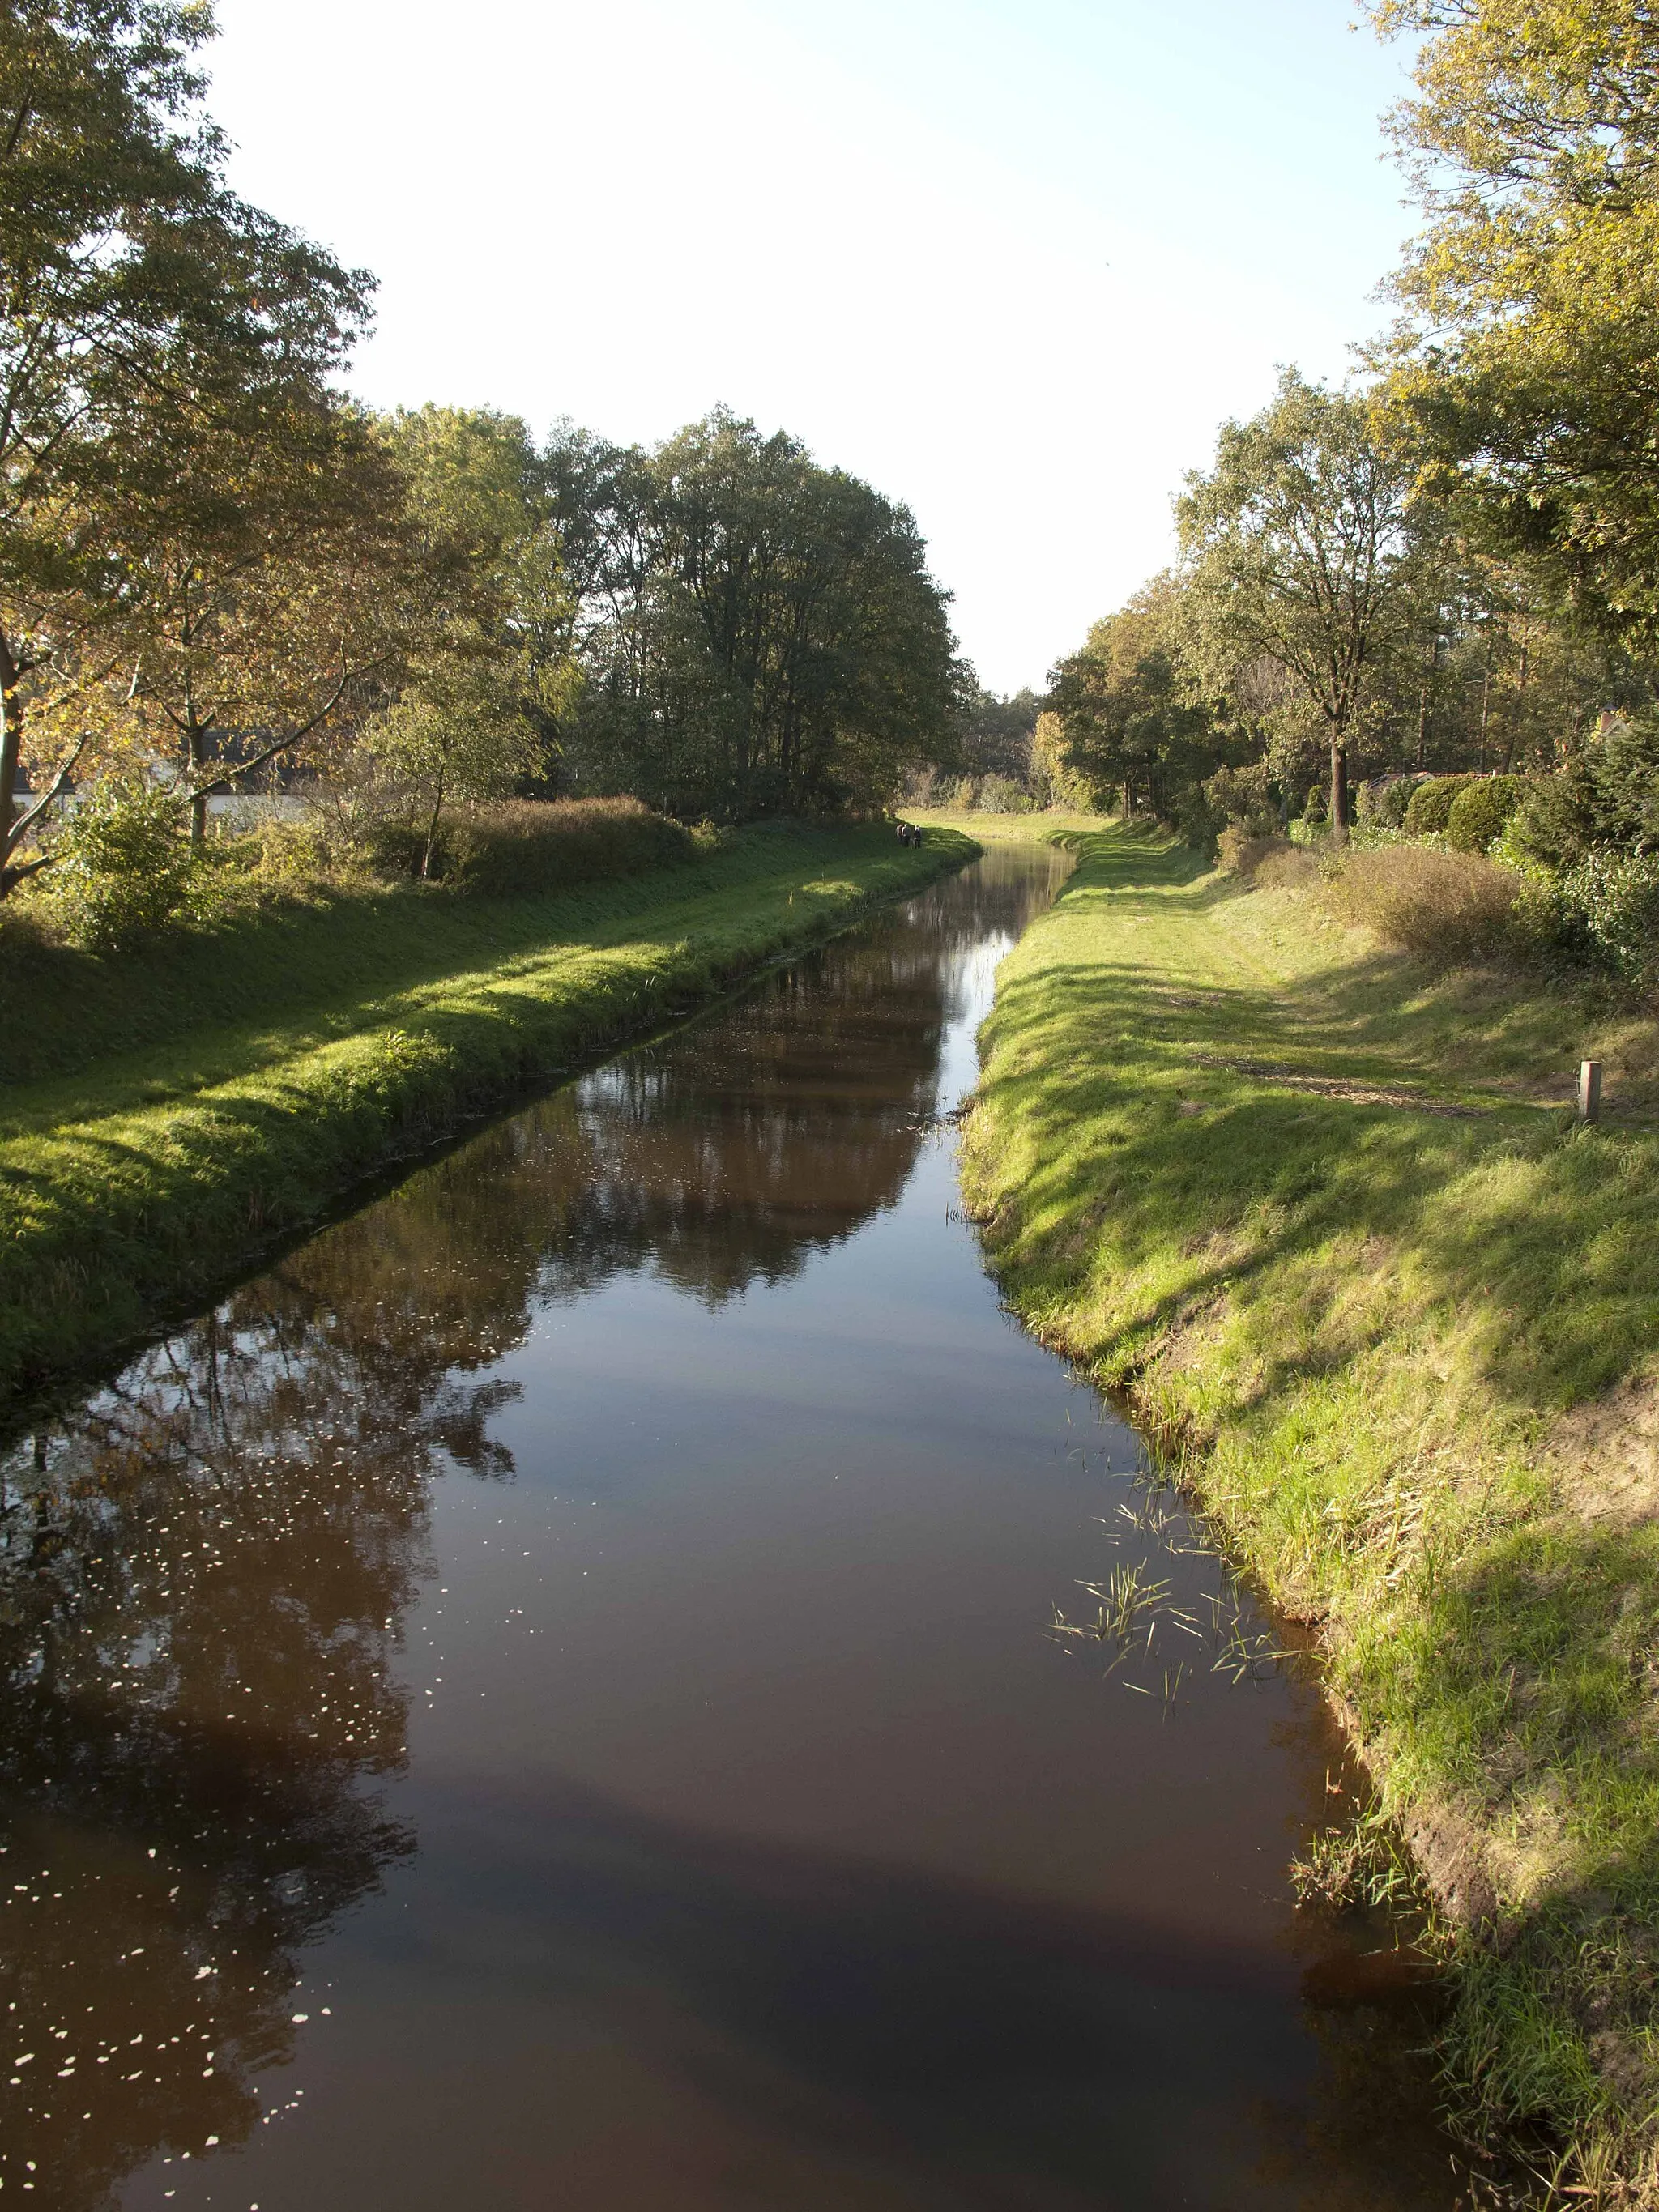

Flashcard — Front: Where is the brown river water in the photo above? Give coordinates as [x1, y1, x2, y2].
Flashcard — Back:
[0, 846, 1469, 2211]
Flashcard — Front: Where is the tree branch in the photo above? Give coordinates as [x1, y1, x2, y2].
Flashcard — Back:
[2, 727, 92, 859]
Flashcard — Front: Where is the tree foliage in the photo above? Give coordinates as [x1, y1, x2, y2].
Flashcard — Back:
[1373, 0, 1659, 634]
[1177, 372, 1441, 837]
[553, 411, 959, 819]
[104, 394, 403, 843]
[360, 407, 576, 874]
[1046, 574, 1227, 823]
[0, 0, 372, 889]
[958, 684, 1041, 780]
[1510, 710, 1659, 864]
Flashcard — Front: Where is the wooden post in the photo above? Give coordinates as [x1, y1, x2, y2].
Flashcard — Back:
[1579, 1059, 1603, 1123]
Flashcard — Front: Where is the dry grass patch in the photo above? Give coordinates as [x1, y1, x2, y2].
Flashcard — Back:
[1324, 845, 1522, 962]
[1217, 826, 1295, 879]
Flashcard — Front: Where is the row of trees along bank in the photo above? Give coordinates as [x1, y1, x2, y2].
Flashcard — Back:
[0, 1, 964, 940]
[1026, 0, 1659, 933]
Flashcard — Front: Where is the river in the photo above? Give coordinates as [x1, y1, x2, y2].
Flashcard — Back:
[0, 845, 1465, 2211]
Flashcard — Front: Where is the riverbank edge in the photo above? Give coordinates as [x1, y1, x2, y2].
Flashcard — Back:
[955, 820, 1659, 2201]
[0, 825, 975, 1413]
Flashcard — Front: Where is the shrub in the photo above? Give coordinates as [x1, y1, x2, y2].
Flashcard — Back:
[1445, 774, 1525, 854]
[44, 778, 195, 952]
[1509, 714, 1659, 867]
[1508, 769, 1592, 871]
[435, 798, 694, 896]
[1357, 774, 1425, 829]
[1402, 774, 1474, 836]
[1254, 846, 1320, 892]
[976, 774, 1034, 813]
[1554, 850, 1659, 988]
[249, 813, 365, 886]
[1171, 786, 1224, 851]
[1302, 780, 1328, 828]
[1205, 761, 1279, 835]
[364, 816, 448, 880]
[1327, 844, 1521, 962]
[1218, 826, 1294, 880]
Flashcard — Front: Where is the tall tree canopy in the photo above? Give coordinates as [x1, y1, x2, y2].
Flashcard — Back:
[0, 0, 373, 891]
[103, 393, 402, 845]
[1374, 0, 1659, 634]
[957, 684, 1041, 781]
[554, 411, 960, 820]
[1046, 575, 1226, 821]
[1178, 371, 1439, 837]
[363, 406, 577, 875]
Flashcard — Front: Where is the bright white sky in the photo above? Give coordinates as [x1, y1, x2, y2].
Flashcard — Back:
[207, 0, 1420, 694]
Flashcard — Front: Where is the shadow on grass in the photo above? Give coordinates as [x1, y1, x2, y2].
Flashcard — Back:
[979, 833, 1659, 1416]
[0, 826, 951, 1110]
[1398, 1515, 1659, 2152]
[970, 825, 1659, 2172]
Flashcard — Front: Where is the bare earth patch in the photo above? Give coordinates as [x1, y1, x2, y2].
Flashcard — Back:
[1189, 1051, 1495, 1115]
[1550, 1375, 1659, 1527]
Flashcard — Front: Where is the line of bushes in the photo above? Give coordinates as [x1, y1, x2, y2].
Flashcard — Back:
[1210, 716, 1659, 999]
[28, 791, 699, 956]
[363, 797, 697, 897]
[0, 824, 975, 1408]
[1224, 825, 1659, 994]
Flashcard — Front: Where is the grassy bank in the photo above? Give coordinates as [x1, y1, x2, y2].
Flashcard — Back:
[902, 806, 1115, 846]
[959, 821, 1659, 2199]
[0, 823, 973, 1409]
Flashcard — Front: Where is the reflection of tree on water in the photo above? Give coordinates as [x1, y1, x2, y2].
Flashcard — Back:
[539, 838, 1073, 1307]
[0, 1248, 518, 2208]
[0, 847, 1070, 2209]
[273, 859, 1039, 1323]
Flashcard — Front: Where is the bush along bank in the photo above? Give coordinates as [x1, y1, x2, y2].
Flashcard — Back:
[0, 823, 974, 1409]
[959, 823, 1659, 2201]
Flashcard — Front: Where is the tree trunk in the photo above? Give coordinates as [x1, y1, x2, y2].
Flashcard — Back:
[191, 739, 209, 849]
[1478, 665, 1491, 771]
[1415, 684, 1428, 773]
[1329, 730, 1350, 844]
[188, 715, 209, 849]
[420, 771, 446, 881]
[0, 633, 22, 897]
[1502, 642, 1528, 774]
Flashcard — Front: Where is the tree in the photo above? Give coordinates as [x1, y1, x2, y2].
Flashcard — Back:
[1177, 371, 1436, 840]
[1029, 709, 1094, 810]
[1510, 709, 1659, 866]
[361, 680, 546, 880]
[0, 0, 372, 893]
[557, 411, 959, 819]
[1046, 573, 1226, 822]
[1372, 0, 1659, 635]
[101, 394, 405, 845]
[958, 684, 1041, 782]
[358, 407, 578, 875]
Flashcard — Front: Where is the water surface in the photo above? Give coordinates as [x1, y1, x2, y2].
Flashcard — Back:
[0, 847, 1461, 2210]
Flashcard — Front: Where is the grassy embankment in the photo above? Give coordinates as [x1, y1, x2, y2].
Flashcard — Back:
[0, 822, 972, 1409]
[943, 815, 1659, 2198]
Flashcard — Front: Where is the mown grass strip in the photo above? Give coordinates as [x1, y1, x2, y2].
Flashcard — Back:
[0, 825, 973, 1405]
[959, 820, 1659, 2194]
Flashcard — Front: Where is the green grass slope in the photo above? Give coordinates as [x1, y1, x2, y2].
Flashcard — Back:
[961, 823, 1659, 2199]
[0, 824, 973, 1407]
